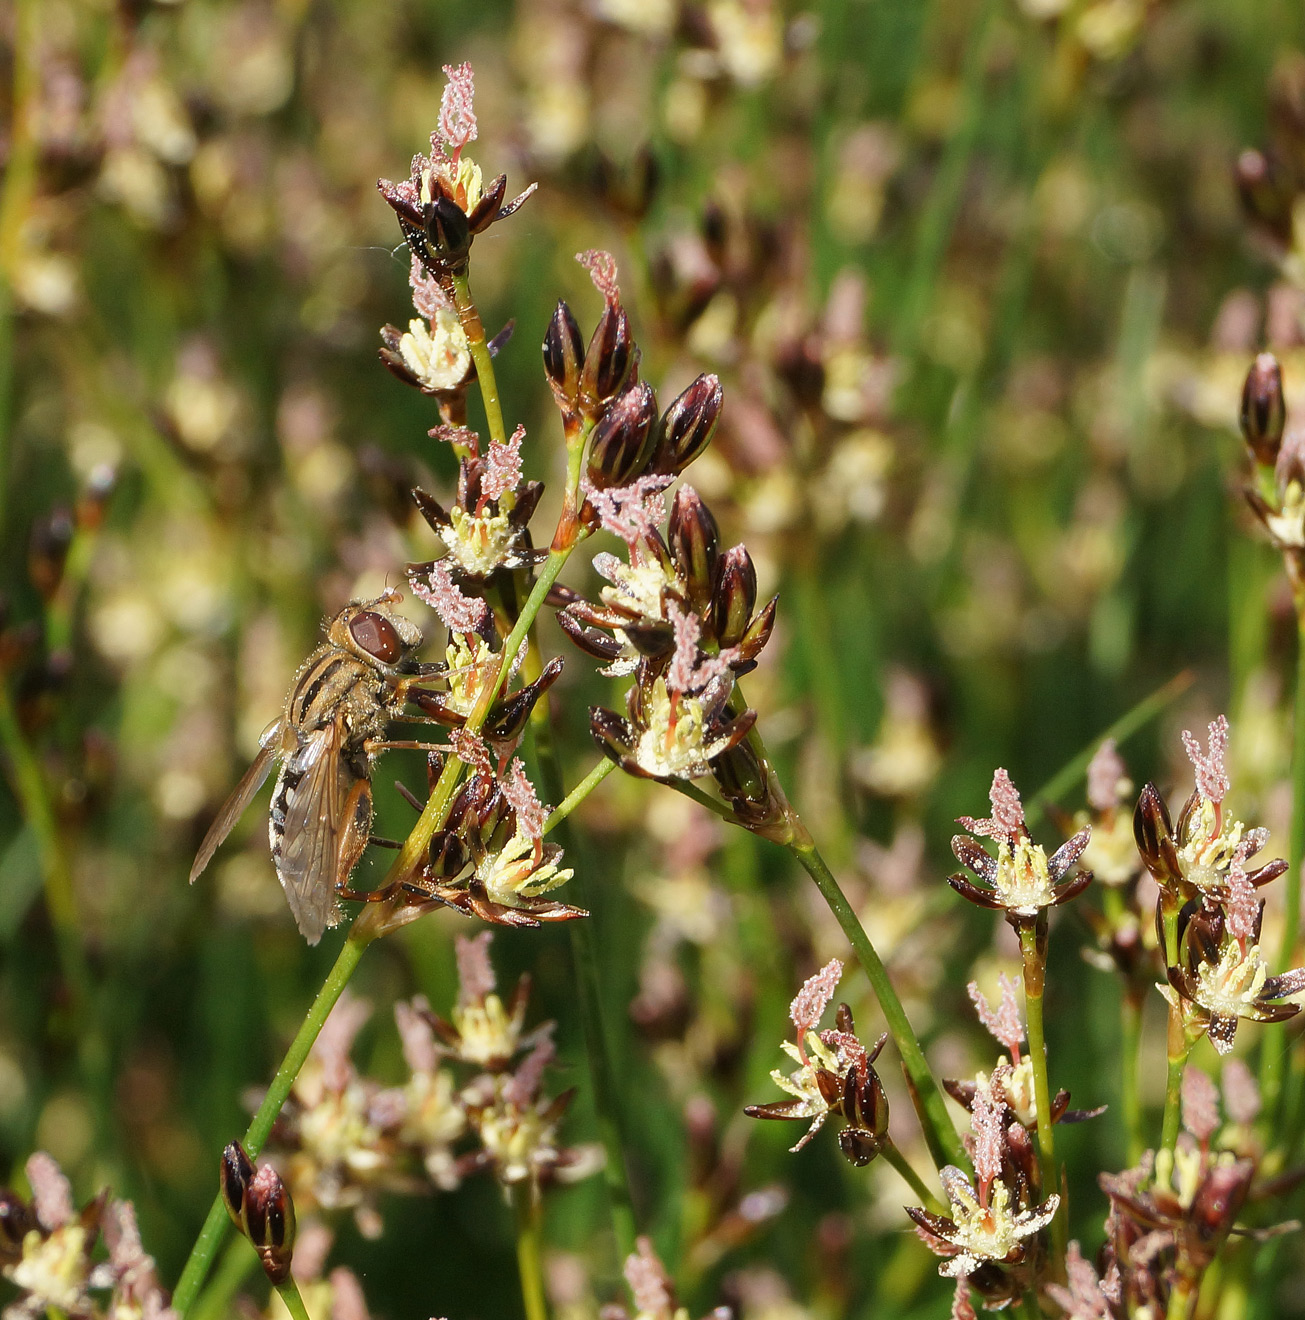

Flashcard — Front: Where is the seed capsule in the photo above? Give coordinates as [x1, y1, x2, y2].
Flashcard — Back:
[586, 383, 659, 489]
[580, 303, 636, 414]
[425, 195, 472, 271]
[668, 486, 721, 614]
[650, 373, 723, 475]
[711, 545, 758, 649]
[543, 301, 585, 412]
[1240, 353, 1286, 467]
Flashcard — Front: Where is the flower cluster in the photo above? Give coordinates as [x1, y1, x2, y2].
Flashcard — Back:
[263, 935, 599, 1234]
[1136, 716, 1305, 1054]
[744, 959, 891, 1167]
[0, 1154, 175, 1320]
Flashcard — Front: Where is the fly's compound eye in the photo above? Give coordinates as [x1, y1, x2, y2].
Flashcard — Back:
[349, 611, 403, 664]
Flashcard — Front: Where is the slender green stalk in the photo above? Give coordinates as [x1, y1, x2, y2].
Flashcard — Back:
[512, 1183, 549, 1320]
[668, 777, 736, 822]
[787, 832, 965, 1170]
[1161, 1001, 1194, 1152]
[882, 1139, 943, 1215]
[188, 1239, 258, 1320]
[1017, 923, 1064, 1265]
[1120, 990, 1144, 1165]
[173, 927, 374, 1313]
[274, 1277, 313, 1320]
[450, 271, 507, 447]
[545, 758, 616, 832]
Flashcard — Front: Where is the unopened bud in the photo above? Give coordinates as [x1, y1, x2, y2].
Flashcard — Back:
[711, 545, 758, 649]
[586, 383, 659, 489]
[543, 301, 584, 412]
[242, 1165, 297, 1285]
[580, 303, 636, 413]
[219, 1142, 254, 1228]
[668, 487, 721, 613]
[1240, 353, 1286, 466]
[1132, 782, 1180, 886]
[426, 196, 472, 271]
[650, 374, 723, 475]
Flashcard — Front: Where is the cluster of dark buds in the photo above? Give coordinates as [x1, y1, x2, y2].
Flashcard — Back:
[220, 1143, 296, 1285]
[1238, 354, 1305, 594]
[1079, 1065, 1269, 1318]
[949, 768, 1093, 931]
[908, 1037, 1060, 1308]
[599, 1237, 730, 1320]
[261, 936, 598, 1236]
[377, 62, 535, 284]
[744, 959, 891, 1167]
[1134, 715, 1304, 1053]
[1, 1153, 175, 1320]
[944, 977, 1103, 1160]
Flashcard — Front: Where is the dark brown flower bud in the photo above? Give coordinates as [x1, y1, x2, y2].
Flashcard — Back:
[543, 301, 585, 412]
[219, 1141, 255, 1228]
[586, 383, 659, 489]
[0, 1191, 35, 1264]
[668, 487, 721, 614]
[427, 829, 470, 881]
[425, 195, 472, 272]
[241, 1164, 297, 1285]
[1241, 353, 1286, 467]
[650, 374, 724, 475]
[711, 545, 758, 649]
[1133, 782, 1180, 885]
[737, 595, 778, 664]
[580, 303, 636, 413]
[484, 656, 565, 757]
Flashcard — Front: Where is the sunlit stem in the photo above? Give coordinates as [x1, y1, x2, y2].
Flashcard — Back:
[512, 1182, 549, 1320]
[450, 271, 506, 447]
[1161, 1002, 1195, 1152]
[274, 1277, 313, 1320]
[1017, 919, 1064, 1268]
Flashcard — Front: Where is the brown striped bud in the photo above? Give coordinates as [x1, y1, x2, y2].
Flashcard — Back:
[219, 1141, 254, 1229]
[1240, 353, 1286, 467]
[241, 1165, 297, 1285]
[668, 486, 720, 614]
[586, 383, 659, 489]
[650, 374, 723, 475]
[1133, 782, 1180, 886]
[543, 301, 585, 412]
[580, 304, 636, 414]
[425, 195, 472, 272]
[711, 545, 757, 649]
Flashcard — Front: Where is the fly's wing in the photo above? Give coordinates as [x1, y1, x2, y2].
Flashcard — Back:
[272, 721, 372, 945]
[188, 723, 287, 885]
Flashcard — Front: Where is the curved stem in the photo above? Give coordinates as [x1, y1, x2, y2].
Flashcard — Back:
[882, 1139, 943, 1215]
[1161, 1001, 1194, 1152]
[274, 1277, 313, 1320]
[512, 1183, 549, 1320]
[450, 271, 506, 447]
[1017, 922, 1064, 1267]
[786, 832, 965, 1170]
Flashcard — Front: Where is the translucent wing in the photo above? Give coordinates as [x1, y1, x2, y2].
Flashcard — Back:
[272, 721, 372, 945]
[188, 722, 288, 886]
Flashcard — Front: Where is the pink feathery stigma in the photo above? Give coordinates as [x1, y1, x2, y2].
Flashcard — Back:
[665, 600, 735, 694]
[950, 1278, 977, 1320]
[394, 997, 437, 1075]
[586, 474, 672, 547]
[313, 989, 371, 1093]
[102, 1198, 146, 1274]
[1221, 1058, 1262, 1125]
[1226, 841, 1258, 946]
[26, 1152, 74, 1231]
[1182, 714, 1231, 806]
[502, 757, 549, 843]
[624, 1238, 675, 1319]
[482, 424, 524, 503]
[450, 727, 493, 779]
[1086, 738, 1127, 814]
[505, 1030, 555, 1108]
[1046, 1243, 1113, 1320]
[819, 1028, 868, 1083]
[577, 249, 621, 304]
[957, 768, 1025, 840]
[410, 561, 489, 635]
[967, 975, 1024, 1057]
[429, 423, 480, 455]
[790, 958, 843, 1034]
[455, 931, 497, 1005]
[971, 1066, 1008, 1190]
[1181, 1066, 1220, 1143]
[437, 62, 478, 156]
[409, 254, 448, 321]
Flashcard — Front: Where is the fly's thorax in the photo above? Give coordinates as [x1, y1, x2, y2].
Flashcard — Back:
[286, 647, 383, 736]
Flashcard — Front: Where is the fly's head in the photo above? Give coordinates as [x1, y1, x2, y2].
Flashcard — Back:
[329, 590, 424, 673]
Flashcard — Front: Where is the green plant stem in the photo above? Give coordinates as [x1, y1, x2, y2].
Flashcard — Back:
[545, 758, 616, 832]
[274, 1277, 313, 1320]
[173, 926, 374, 1313]
[451, 271, 507, 447]
[1121, 990, 1144, 1165]
[786, 831, 965, 1170]
[512, 1183, 549, 1320]
[882, 1139, 943, 1214]
[188, 1239, 258, 1320]
[1018, 923, 1064, 1266]
[1161, 1001, 1194, 1153]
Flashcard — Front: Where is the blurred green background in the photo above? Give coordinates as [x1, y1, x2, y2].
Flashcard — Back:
[5, 0, 1305, 1315]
